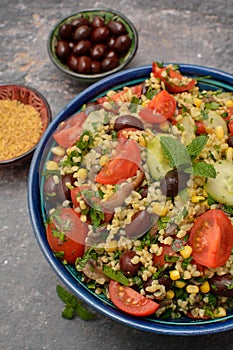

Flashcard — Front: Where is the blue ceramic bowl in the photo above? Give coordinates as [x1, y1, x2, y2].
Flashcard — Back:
[28, 64, 233, 336]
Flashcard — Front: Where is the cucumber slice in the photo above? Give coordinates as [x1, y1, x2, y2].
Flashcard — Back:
[180, 115, 196, 146]
[147, 135, 172, 179]
[204, 111, 228, 135]
[205, 160, 233, 205]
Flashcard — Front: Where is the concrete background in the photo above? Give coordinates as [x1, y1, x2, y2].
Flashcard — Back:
[0, 1, 233, 349]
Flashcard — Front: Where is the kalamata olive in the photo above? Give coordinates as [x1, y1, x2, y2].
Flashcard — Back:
[119, 250, 141, 276]
[90, 44, 107, 60]
[70, 17, 90, 28]
[73, 40, 92, 56]
[227, 135, 233, 147]
[113, 34, 132, 54]
[73, 25, 91, 41]
[91, 60, 102, 74]
[55, 40, 70, 60]
[158, 275, 172, 291]
[125, 210, 152, 239]
[107, 36, 116, 49]
[91, 26, 109, 42]
[59, 23, 73, 41]
[140, 185, 148, 198]
[92, 16, 105, 28]
[101, 56, 119, 72]
[105, 50, 118, 60]
[160, 169, 190, 197]
[210, 274, 233, 297]
[69, 42, 74, 50]
[114, 115, 144, 131]
[76, 56, 92, 73]
[67, 54, 80, 72]
[107, 20, 127, 36]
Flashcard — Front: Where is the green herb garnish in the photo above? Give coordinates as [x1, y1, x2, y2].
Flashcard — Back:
[56, 285, 96, 320]
[102, 265, 129, 286]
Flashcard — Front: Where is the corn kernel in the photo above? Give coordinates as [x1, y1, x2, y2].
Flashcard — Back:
[226, 100, 233, 108]
[193, 98, 202, 108]
[214, 306, 227, 318]
[170, 270, 180, 280]
[51, 146, 65, 157]
[77, 168, 87, 180]
[46, 160, 58, 171]
[138, 135, 146, 147]
[215, 125, 225, 139]
[180, 245, 193, 259]
[200, 281, 210, 293]
[226, 147, 233, 162]
[186, 285, 199, 294]
[80, 214, 87, 223]
[166, 290, 175, 299]
[153, 203, 168, 216]
[159, 121, 170, 132]
[99, 155, 109, 166]
[191, 195, 206, 203]
[175, 280, 186, 288]
[105, 240, 118, 252]
[141, 100, 149, 107]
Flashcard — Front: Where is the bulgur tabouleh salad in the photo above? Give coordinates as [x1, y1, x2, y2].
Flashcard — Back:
[42, 62, 233, 321]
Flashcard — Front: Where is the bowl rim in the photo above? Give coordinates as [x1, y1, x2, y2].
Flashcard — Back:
[28, 63, 233, 335]
[47, 7, 139, 81]
[0, 83, 52, 166]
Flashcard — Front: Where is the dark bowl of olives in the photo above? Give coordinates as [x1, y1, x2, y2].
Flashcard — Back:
[48, 8, 138, 81]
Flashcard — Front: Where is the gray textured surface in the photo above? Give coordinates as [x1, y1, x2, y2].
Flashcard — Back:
[1, 1, 233, 349]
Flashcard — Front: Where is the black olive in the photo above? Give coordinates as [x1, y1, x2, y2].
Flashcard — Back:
[91, 26, 109, 42]
[91, 60, 102, 74]
[90, 44, 107, 60]
[119, 250, 141, 276]
[92, 16, 105, 28]
[55, 40, 70, 60]
[107, 36, 116, 49]
[160, 169, 190, 197]
[59, 23, 73, 41]
[227, 135, 233, 147]
[107, 20, 127, 36]
[73, 40, 92, 56]
[113, 35, 132, 54]
[76, 56, 92, 73]
[210, 274, 233, 297]
[67, 54, 80, 72]
[105, 50, 118, 60]
[70, 17, 90, 28]
[73, 25, 91, 41]
[101, 56, 119, 72]
[114, 115, 144, 131]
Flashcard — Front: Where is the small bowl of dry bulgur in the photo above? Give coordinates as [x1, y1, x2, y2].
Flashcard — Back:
[0, 84, 52, 167]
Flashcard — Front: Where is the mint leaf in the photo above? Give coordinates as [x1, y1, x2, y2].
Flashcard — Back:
[103, 265, 129, 286]
[192, 162, 217, 178]
[56, 285, 96, 321]
[187, 135, 208, 159]
[75, 302, 96, 321]
[160, 136, 191, 168]
[62, 305, 75, 319]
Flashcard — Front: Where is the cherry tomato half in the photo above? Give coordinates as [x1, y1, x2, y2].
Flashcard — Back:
[109, 280, 159, 316]
[139, 90, 176, 123]
[189, 209, 233, 268]
[95, 139, 141, 184]
[152, 62, 196, 93]
[97, 84, 142, 104]
[53, 111, 87, 148]
[46, 207, 88, 264]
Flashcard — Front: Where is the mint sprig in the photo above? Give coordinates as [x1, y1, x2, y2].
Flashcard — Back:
[56, 285, 96, 320]
[160, 135, 216, 178]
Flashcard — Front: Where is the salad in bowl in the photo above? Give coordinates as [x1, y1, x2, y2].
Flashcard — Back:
[39, 62, 233, 325]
